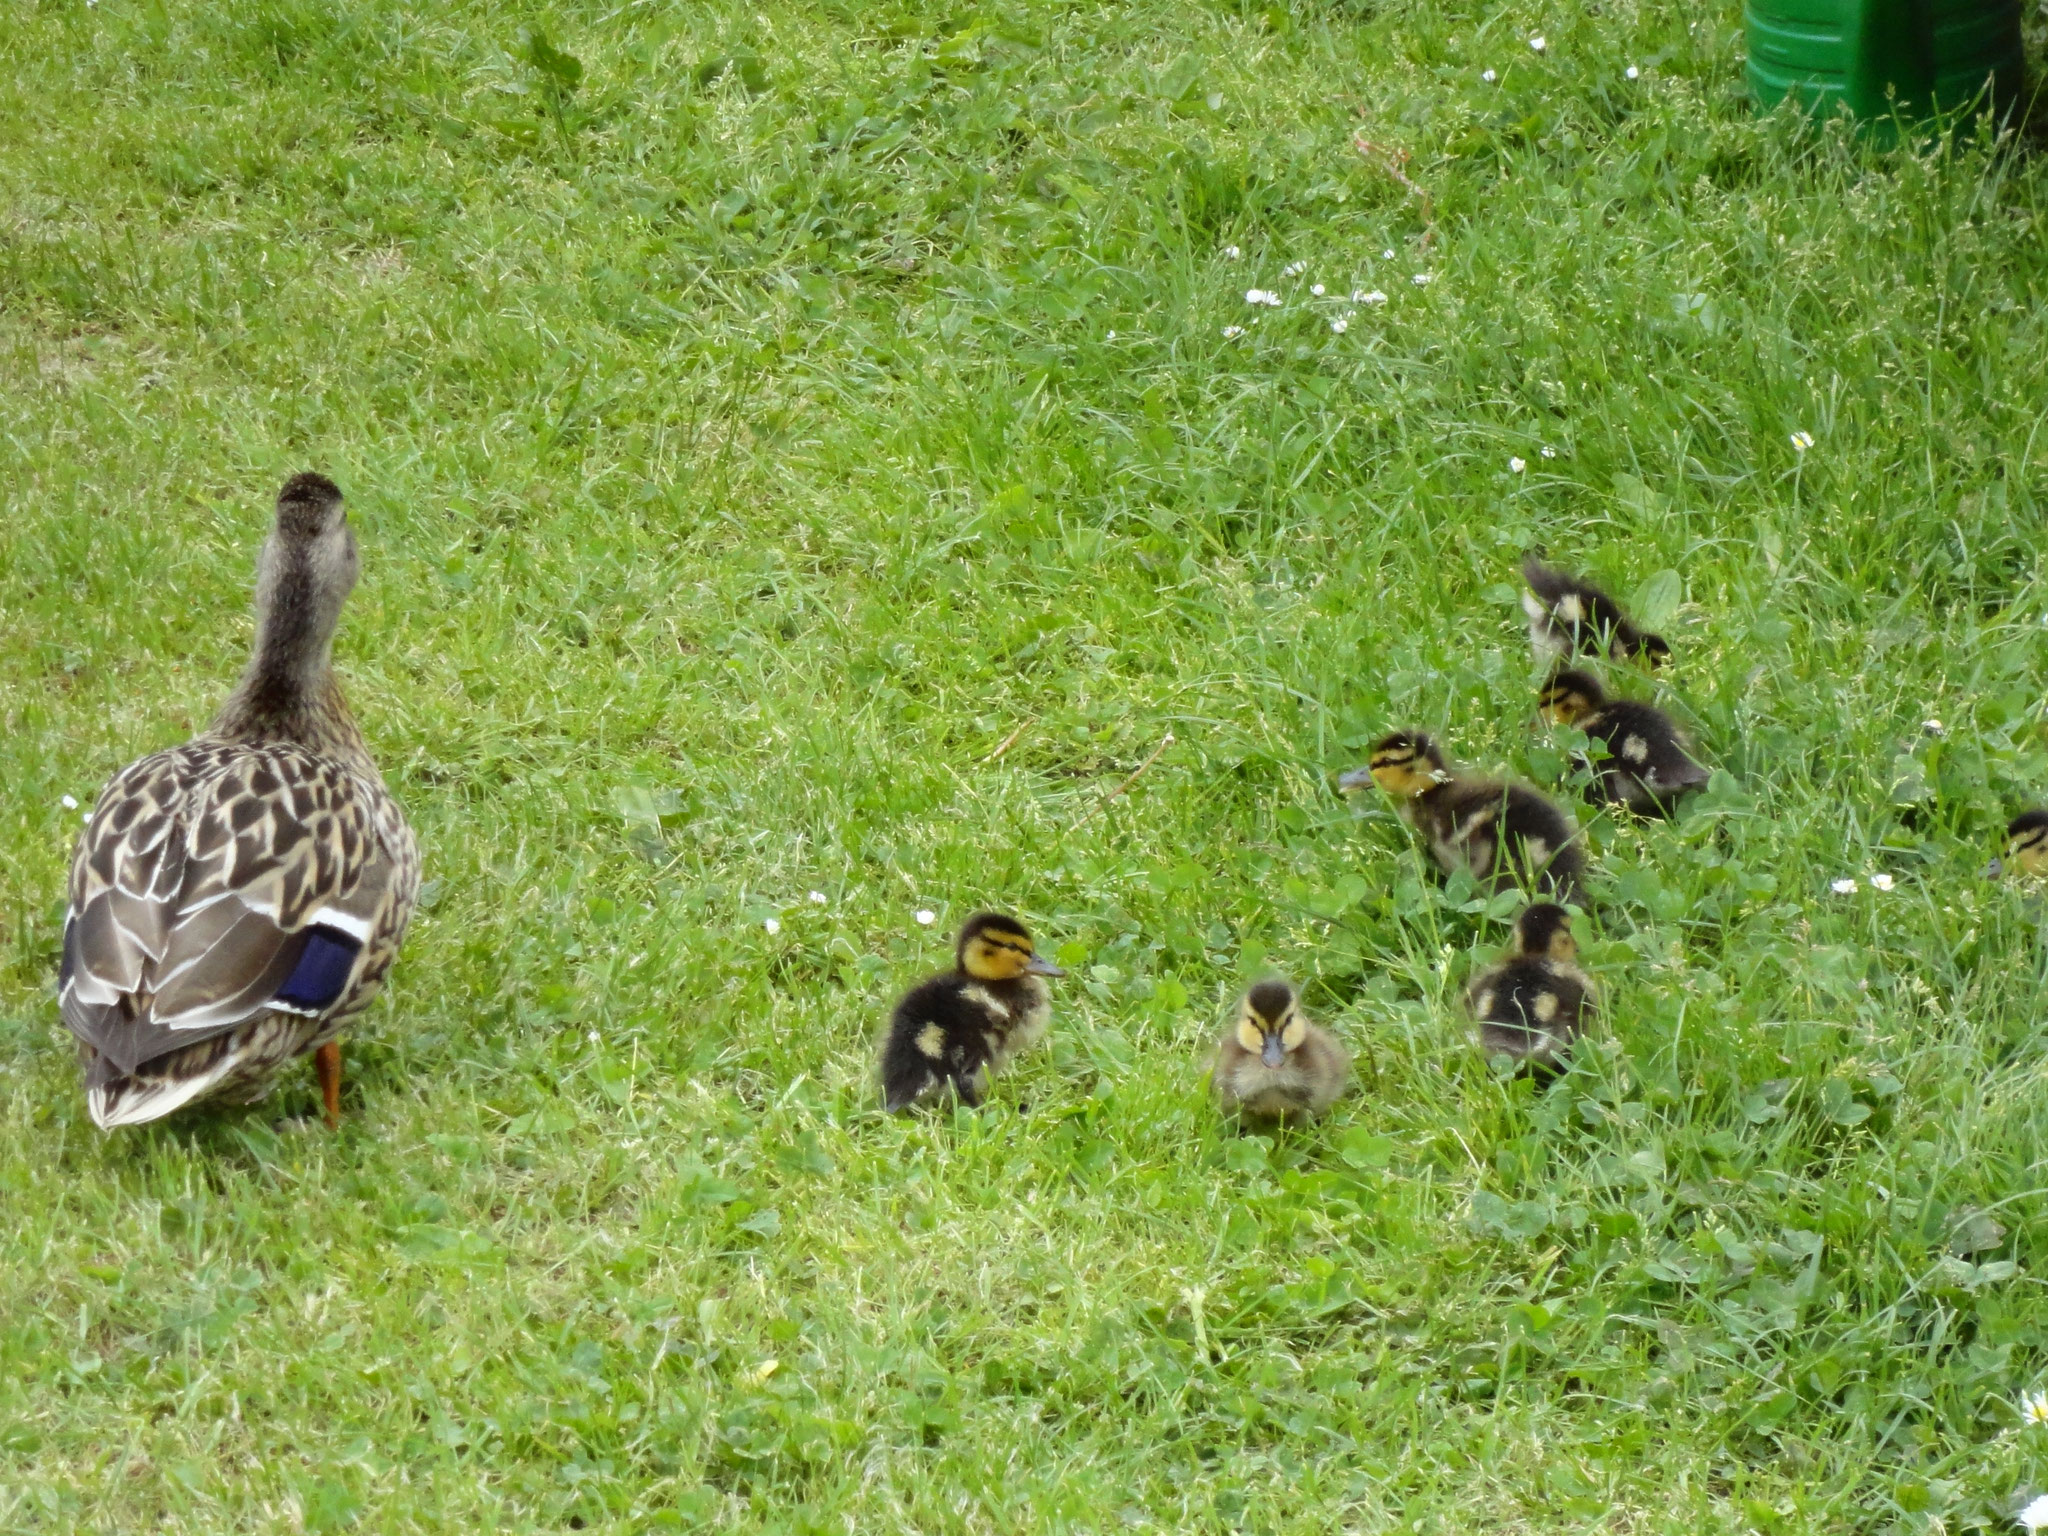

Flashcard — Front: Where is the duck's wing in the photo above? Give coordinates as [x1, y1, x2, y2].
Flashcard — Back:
[62, 740, 405, 1122]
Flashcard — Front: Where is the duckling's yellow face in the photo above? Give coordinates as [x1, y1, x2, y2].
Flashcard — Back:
[1365, 743, 1442, 799]
[1236, 995, 1306, 1068]
[962, 923, 1062, 981]
[1545, 928, 1578, 962]
[2010, 821, 2048, 877]
[1537, 682, 1596, 727]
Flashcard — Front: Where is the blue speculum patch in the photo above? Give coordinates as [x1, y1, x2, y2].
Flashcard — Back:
[275, 926, 363, 1012]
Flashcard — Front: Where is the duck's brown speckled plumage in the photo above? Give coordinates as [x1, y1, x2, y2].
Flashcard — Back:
[60, 474, 417, 1128]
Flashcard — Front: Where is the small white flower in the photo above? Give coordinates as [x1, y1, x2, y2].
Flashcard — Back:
[1221, 324, 1245, 339]
[1790, 430, 1815, 451]
[808, 890, 828, 905]
[763, 916, 781, 935]
[1540, 445, 1557, 459]
[2020, 1493, 2048, 1533]
[1411, 272, 1433, 286]
[1481, 68, 1497, 82]
[60, 794, 78, 810]
[1831, 879, 1858, 895]
[1223, 245, 1241, 259]
[1922, 719, 1945, 737]
[1330, 317, 1348, 334]
[1625, 65, 1640, 80]
[1282, 260, 1307, 278]
[1105, 330, 1116, 340]
[1869, 873, 1895, 892]
[1382, 248, 1395, 260]
[1509, 457, 1526, 473]
[1245, 288, 1282, 307]
[915, 909, 937, 926]
[1310, 283, 1326, 297]
[1359, 290, 1387, 306]
[82, 811, 91, 823]
[1529, 35, 1546, 52]
[2022, 1390, 2048, 1426]
[587, 1030, 600, 1044]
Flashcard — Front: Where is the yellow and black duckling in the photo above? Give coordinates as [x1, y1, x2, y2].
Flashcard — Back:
[1339, 731, 1584, 901]
[2002, 810, 2048, 879]
[61, 474, 418, 1129]
[1212, 979, 1350, 1126]
[1467, 903, 1595, 1070]
[1521, 555, 1670, 667]
[1537, 667, 1709, 816]
[881, 912, 1064, 1112]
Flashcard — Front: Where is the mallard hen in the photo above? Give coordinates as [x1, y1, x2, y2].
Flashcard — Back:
[61, 473, 418, 1129]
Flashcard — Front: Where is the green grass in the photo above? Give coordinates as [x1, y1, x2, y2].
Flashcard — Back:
[6, 0, 2048, 1529]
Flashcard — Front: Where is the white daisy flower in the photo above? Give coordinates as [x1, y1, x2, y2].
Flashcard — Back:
[1223, 245, 1241, 259]
[2022, 1390, 2048, 1426]
[2020, 1494, 2048, 1533]
[763, 916, 781, 935]
[1382, 248, 1395, 260]
[1541, 445, 1557, 458]
[82, 811, 91, 823]
[1869, 873, 1895, 892]
[808, 890, 828, 905]
[1509, 457, 1526, 473]
[1482, 68, 1497, 82]
[1831, 879, 1858, 895]
[1282, 260, 1307, 278]
[1221, 324, 1245, 339]
[1245, 288, 1282, 307]
[61, 794, 78, 810]
[1922, 719, 1944, 737]
[1411, 272, 1433, 286]
[587, 1030, 600, 1044]
[1529, 35, 1547, 52]
[1330, 317, 1348, 334]
[1105, 330, 1116, 340]
[1790, 430, 1815, 451]
[1310, 283, 1326, 297]
[1625, 65, 1640, 80]
[915, 909, 937, 926]
[1359, 290, 1387, 306]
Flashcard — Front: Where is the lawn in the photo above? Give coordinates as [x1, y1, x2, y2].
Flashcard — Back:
[5, 0, 2048, 1529]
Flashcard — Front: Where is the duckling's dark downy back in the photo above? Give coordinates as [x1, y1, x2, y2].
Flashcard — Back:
[1521, 556, 1669, 666]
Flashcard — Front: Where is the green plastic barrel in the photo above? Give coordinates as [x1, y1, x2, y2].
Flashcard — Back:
[1747, 0, 2025, 121]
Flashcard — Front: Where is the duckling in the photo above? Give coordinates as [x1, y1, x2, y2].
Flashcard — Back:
[1467, 903, 1595, 1069]
[1537, 668, 1709, 816]
[2004, 809, 2048, 878]
[1212, 979, 1350, 1125]
[1521, 555, 1670, 667]
[881, 912, 1065, 1112]
[60, 474, 419, 1129]
[1338, 731, 1584, 901]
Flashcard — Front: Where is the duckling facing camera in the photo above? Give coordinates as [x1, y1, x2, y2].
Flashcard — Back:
[1521, 556, 1670, 667]
[880, 912, 1064, 1113]
[1537, 668, 1708, 816]
[2005, 810, 2048, 879]
[1468, 903, 1595, 1070]
[1339, 731, 1584, 901]
[1213, 980, 1350, 1126]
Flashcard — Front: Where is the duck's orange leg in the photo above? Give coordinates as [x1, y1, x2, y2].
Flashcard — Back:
[314, 1041, 343, 1129]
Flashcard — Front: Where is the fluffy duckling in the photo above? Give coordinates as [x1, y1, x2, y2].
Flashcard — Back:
[1521, 556, 1670, 667]
[1467, 903, 1595, 1069]
[2004, 810, 2048, 878]
[881, 912, 1064, 1112]
[1339, 731, 1583, 900]
[1212, 979, 1350, 1125]
[1537, 668, 1709, 816]
[61, 474, 418, 1129]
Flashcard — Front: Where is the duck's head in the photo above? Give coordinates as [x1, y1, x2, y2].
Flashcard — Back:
[1514, 902, 1577, 962]
[2007, 810, 2048, 878]
[1235, 979, 1307, 1069]
[272, 471, 356, 597]
[1338, 731, 1449, 799]
[957, 912, 1065, 981]
[1537, 668, 1606, 728]
[247, 473, 358, 686]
